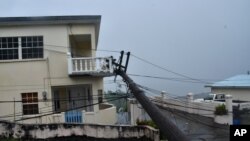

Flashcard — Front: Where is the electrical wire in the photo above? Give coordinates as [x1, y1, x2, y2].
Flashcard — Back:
[128, 73, 212, 84]
[131, 54, 210, 84]
[138, 84, 216, 109]
[14, 96, 127, 122]
[138, 85, 215, 110]
[159, 106, 229, 131]
[0, 94, 128, 119]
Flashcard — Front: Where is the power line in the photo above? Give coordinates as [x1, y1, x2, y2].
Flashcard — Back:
[159, 106, 229, 131]
[138, 85, 215, 109]
[0, 95, 128, 120]
[0, 94, 128, 119]
[131, 54, 210, 84]
[0, 94, 128, 103]
[128, 73, 212, 84]
[44, 44, 121, 53]
[15, 96, 127, 122]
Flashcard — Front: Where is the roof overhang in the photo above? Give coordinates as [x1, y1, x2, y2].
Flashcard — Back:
[0, 15, 101, 48]
[205, 85, 250, 89]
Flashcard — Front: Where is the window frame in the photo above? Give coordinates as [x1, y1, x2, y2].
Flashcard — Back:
[0, 36, 44, 60]
[21, 92, 39, 115]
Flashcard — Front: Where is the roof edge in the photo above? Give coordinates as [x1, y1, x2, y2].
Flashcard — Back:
[0, 15, 101, 26]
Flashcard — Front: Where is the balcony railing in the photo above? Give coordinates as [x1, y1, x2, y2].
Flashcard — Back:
[67, 53, 114, 76]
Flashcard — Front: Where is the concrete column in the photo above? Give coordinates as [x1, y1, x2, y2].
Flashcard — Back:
[187, 93, 193, 102]
[67, 52, 73, 74]
[225, 95, 233, 125]
[161, 91, 166, 100]
[61, 112, 66, 123]
[161, 91, 166, 107]
[225, 95, 233, 113]
[187, 93, 194, 114]
[128, 98, 136, 125]
[82, 110, 85, 123]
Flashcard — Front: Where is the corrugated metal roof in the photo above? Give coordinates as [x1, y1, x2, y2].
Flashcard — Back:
[207, 74, 250, 88]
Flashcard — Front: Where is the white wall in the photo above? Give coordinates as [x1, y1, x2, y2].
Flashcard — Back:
[212, 88, 250, 102]
[0, 24, 104, 123]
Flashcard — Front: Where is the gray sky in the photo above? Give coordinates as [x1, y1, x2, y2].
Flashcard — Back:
[1, 0, 250, 95]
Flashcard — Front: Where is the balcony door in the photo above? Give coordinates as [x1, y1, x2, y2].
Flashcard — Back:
[52, 85, 93, 112]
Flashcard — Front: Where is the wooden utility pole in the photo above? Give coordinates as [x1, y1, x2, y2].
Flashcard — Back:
[115, 66, 189, 141]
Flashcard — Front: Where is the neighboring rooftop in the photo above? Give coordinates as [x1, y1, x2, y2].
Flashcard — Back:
[206, 74, 250, 88]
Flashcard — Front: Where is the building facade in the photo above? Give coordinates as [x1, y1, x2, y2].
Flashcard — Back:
[0, 16, 116, 124]
[206, 74, 250, 102]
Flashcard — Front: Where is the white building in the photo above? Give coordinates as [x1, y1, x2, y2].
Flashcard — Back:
[0, 16, 117, 124]
[206, 74, 250, 102]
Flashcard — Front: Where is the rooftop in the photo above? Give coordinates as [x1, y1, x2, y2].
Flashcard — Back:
[0, 15, 101, 26]
[206, 74, 250, 88]
[0, 15, 101, 45]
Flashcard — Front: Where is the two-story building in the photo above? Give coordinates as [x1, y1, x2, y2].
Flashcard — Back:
[0, 16, 117, 124]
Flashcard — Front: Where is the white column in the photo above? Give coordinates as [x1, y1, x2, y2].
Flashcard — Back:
[61, 112, 66, 123]
[67, 52, 73, 74]
[161, 91, 166, 107]
[109, 57, 113, 73]
[226, 95, 233, 125]
[226, 95, 233, 113]
[187, 93, 194, 114]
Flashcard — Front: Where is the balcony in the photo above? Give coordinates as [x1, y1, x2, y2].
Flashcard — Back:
[67, 53, 114, 77]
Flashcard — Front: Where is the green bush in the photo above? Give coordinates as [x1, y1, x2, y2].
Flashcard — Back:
[136, 119, 158, 129]
[214, 104, 228, 115]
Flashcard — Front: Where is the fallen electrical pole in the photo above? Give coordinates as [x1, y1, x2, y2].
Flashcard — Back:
[117, 70, 189, 141]
[113, 51, 190, 141]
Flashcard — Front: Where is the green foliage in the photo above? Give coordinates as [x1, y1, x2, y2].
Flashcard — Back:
[136, 119, 158, 129]
[214, 104, 228, 115]
[104, 90, 128, 112]
[136, 119, 167, 139]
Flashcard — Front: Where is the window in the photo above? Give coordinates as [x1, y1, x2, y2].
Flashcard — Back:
[0, 37, 19, 60]
[0, 36, 43, 60]
[21, 36, 43, 59]
[21, 92, 39, 115]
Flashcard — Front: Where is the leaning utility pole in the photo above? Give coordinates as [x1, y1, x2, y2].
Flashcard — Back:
[114, 51, 190, 141]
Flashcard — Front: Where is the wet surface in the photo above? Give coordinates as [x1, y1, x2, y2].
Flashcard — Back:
[158, 106, 230, 141]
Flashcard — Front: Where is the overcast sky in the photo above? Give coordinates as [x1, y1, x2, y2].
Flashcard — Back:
[1, 0, 250, 96]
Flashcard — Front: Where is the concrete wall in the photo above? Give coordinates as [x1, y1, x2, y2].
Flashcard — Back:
[18, 103, 117, 125]
[128, 99, 150, 125]
[151, 95, 233, 125]
[211, 88, 250, 102]
[84, 103, 117, 125]
[0, 24, 105, 123]
[127, 94, 233, 125]
[0, 121, 159, 141]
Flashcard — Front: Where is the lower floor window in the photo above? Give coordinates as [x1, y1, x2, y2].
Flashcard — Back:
[21, 92, 39, 115]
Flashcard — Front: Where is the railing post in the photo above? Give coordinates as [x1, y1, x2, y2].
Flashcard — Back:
[85, 59, 88, 71]
[75, 60, 78, 72]
[80, 59, 83, 71]
[67, 52, 73, 74]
